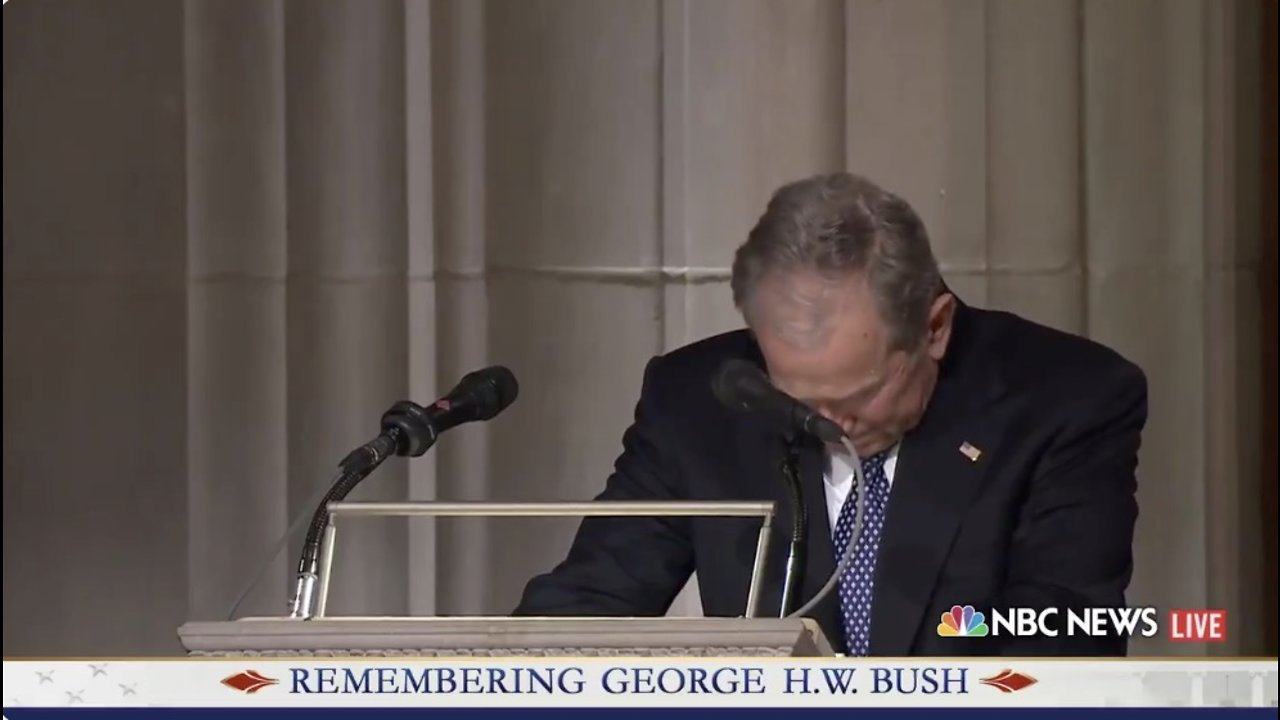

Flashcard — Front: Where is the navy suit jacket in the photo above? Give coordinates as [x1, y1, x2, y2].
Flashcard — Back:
[514, 300, 1148, 656]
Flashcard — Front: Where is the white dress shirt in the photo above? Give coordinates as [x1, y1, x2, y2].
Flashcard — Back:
[823, 444, 899, 536]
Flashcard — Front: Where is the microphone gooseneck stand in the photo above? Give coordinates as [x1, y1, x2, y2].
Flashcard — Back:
[226, 432, 412, 623]
[224, 464, 347, 622]
[708, 358, 858, 620]
[777, 437, 807, 617]
[286, 429, 400, 620]
[787, 436, 866, 621]
[225, 367, 518, 623]
[288, 402, 439, 619]
[286, 468, 383, 619]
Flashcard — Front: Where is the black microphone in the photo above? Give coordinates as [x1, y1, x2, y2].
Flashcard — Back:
[340, 366, 520, 474]
[712, 358, 845, 443]
[416, 364, 520, 442]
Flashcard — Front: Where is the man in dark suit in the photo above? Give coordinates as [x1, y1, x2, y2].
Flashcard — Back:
[513, 173, 1147, 656]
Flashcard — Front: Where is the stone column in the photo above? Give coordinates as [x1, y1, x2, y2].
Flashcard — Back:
[284, 0, 410, 616]
[184, 0, 289, 621]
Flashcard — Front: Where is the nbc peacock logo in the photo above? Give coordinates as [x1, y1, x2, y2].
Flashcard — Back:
[937, 604, 990, 637]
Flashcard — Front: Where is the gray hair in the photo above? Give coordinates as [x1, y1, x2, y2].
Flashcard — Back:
[730, 173, 943, 352]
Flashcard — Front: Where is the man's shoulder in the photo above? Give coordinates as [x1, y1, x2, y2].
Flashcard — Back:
[641, 328, 757, 402]
[972, 306, 1147, 399]
[657, 328, 757, 369]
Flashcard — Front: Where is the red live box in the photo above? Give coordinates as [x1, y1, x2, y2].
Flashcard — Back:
[1167, 609, 1227, 642]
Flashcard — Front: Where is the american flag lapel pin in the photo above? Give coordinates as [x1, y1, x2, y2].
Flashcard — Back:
[959, 442, 982, 462]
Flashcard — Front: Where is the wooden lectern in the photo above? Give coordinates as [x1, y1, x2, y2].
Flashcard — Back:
[178, 501, 837, 658]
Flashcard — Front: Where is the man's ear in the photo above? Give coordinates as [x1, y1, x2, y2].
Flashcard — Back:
[925, 292, 956, 361]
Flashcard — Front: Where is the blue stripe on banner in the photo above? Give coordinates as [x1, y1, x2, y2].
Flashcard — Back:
[3, 710, 1277, 719]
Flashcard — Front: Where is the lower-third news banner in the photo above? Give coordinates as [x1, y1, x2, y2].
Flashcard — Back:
[2, 658, 1277, 718]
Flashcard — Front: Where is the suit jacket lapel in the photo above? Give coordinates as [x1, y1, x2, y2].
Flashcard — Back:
[869, 303, 1007, 656]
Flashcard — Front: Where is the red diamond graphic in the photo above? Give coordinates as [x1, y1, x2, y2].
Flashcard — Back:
[221, 670, 279, 694]
[980, 669, 1037, 693]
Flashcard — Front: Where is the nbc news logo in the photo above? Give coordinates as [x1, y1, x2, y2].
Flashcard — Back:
[937, 604, 1160, 638]
[937, 605, 990, 637]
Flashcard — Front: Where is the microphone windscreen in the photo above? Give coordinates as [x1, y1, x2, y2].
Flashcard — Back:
[711, 358, 771, 413]
[468, 365, 519, 420]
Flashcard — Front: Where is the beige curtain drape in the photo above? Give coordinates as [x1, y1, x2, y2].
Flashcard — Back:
[3, 0, 1270, 657]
